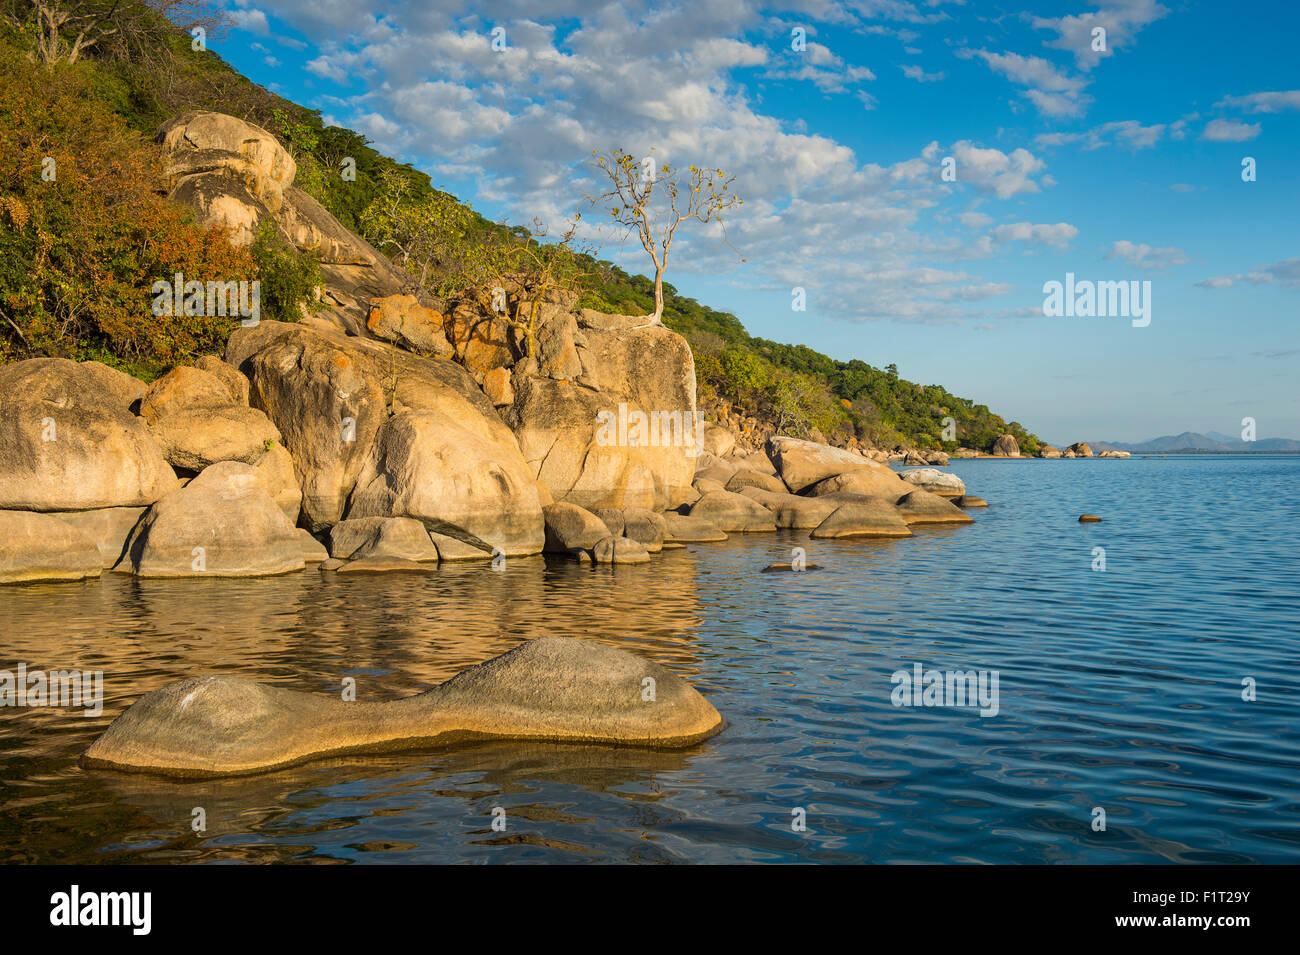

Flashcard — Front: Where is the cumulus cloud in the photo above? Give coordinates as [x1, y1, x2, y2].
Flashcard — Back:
[239, 0, 1055, 325]
[1106, 240, 1188, 269]
[1196, 259, 1300, 289]
[1201, 118, 1261, 142]
[1031, 0, 1169, 69]
[992, 221, 1079, 248]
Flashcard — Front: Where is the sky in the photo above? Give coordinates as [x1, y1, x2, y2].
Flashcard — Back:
[216, 0, 1298, 444]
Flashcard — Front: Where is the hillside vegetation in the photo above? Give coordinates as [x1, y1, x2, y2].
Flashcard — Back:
[0, 1, 1039, 452]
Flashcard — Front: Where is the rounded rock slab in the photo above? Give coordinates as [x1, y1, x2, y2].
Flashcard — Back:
[82, 637, 724, 777]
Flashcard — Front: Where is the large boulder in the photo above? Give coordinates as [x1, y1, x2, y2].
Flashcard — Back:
[810, 499, 913, 539]
[83, 636, 724, 776]
[157, 110, 296, 218]
[543, 502, 610, 552]
[736, 486, 839, 529]
[345, 516, 440, 562]
[1039, 445, 1062, 458]
[147, 405, 281, 472]
[898, 467, 966, 497]
[803, 465, 913, 499]
[895, 488, 975, 525]
[725, 469, 786, 495]
[991, 434, 1020, 457]
[138, 364, 281, 471]
[506, 311, 698, 512]
[227, 320, 526, 537]
[1067, 442, 1094, 458]
[0, 359, 178, 511]
[125, 461, 305, 577]
[0, 510, 103, 584]
[689, 490, 776, 532]
[227, 322, 387, 530]
[765, 436, 873, 492]
[593, 535, 651, 564]
[662, 512, 727, 543]
[347, 408, 544, 557]
[366, 294, 454, 357]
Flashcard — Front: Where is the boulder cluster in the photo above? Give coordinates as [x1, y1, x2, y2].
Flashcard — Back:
[0, 111, 983, 585]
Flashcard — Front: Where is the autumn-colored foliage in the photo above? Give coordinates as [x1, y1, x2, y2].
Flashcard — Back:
[0, 50, 255, 375]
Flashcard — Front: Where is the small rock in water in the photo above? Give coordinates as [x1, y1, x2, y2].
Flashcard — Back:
[1078, 514, 1103, 522]
[761, 562, 822, 573]
[955, 495, 988, 508]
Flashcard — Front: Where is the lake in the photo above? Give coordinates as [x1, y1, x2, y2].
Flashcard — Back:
[2, 455, 1298, 863]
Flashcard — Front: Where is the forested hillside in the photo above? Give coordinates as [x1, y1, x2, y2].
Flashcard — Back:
[0, 1, 1039, 452]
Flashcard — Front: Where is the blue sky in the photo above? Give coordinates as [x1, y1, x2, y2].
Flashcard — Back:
[218, 0, 1298, 443]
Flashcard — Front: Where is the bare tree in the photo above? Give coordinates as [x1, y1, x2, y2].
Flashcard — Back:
[6, 0, 228, 67]
[587, 147, 742, 324]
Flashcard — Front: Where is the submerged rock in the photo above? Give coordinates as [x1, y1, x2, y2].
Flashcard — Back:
[955, 495, 989, 508]
[82, 636, 723, 776]
[1078, 514, 1103, 522]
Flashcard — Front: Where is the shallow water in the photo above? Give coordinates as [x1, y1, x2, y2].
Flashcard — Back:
[2, 455, 1298, 864]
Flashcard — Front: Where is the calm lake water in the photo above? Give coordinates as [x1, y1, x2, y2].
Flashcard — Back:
[2, 455, 1298, 864]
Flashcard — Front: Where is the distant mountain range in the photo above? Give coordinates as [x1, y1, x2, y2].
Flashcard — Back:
[1084, 431, 1300, 454]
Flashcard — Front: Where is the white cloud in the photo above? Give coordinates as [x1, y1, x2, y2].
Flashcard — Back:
[901, 64, 944, 82]
[992, 221, 1079, 248]
[1106, 239, 1188, 269]
[961, 48, 1090, 116]
[1215, 90, 1300, 114]
[946, 140, 1049, 199]
[1196, 259, 1300, 289]
[229, 6, 271, 36]
[1035, 119, 1165, 151]
[1031, 0, 1169, 69]
[1201, 118, 1261, 142]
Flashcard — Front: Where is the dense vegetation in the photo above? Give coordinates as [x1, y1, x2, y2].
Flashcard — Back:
[0, 1, 1040, 451]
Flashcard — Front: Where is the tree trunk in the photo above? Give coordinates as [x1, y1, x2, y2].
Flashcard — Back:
[652, 268, 665, 323]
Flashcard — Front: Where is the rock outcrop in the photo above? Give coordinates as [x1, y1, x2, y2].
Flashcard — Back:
[83, 637, 723, 776]
[156, 111, 407, 328]
[506, 312, 698, 513]
[991, 434, 1020, 457]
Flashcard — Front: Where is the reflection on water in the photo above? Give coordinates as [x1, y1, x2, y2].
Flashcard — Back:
[2, 456, 1299, 863]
